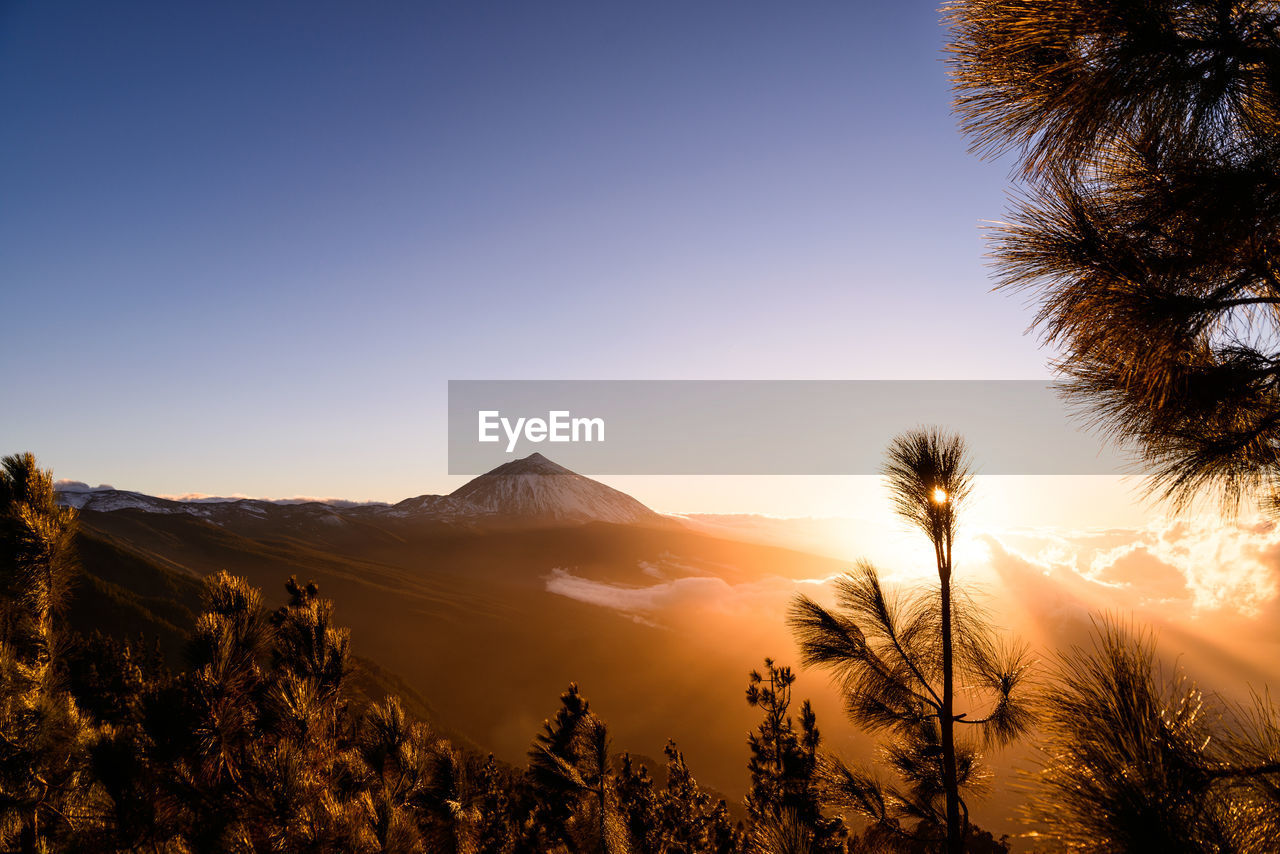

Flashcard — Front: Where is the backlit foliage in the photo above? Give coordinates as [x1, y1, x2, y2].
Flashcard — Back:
[948, 0, 1280, 513]
[1029, 619, 1280, 852]
[0, 453, 749, 853]
[12, 450, 1280, 852]
[743, 659, 844, 853]
[790, 432, 1032, 853]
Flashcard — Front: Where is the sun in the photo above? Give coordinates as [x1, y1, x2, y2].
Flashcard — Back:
[932, 487, 948, 504]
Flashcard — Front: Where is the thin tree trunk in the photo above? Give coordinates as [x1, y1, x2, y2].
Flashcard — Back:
[939, 545, 962, 854]
[771, 671, 783, 795]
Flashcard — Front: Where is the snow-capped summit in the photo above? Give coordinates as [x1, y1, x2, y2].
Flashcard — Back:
[56, 488, 184, 513]
[449, 453, 662, 525]
[469, 452, 570, 477]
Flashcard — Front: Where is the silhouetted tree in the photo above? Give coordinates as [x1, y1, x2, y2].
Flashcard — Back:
[111, 573, 375, 852]
[743, 659, 843, 852]
[528, 683, 628, 854]
[703, 798, 742, 854]
[178, 572, 275, 849]
[358, 693, 484, 853]
[789, 431, 1032, 853]
[359, 694, 427, 851]
[0, 453, 94, 853]
[475, 753, 519, 854]
[615, 753, 659, 852]
[570, 735, 741, 852]
[62, 632, 166, 727]
[259, 576, 369, 851]
[420, 739, 483, 852]
[1030, 618, 1280, 852]
[60, 632, 172, 851]
[948, 0, 1280, 513]
[651, 740, 742, 854]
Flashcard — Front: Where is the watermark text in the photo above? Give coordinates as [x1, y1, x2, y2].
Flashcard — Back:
[478, 410, 605, 453]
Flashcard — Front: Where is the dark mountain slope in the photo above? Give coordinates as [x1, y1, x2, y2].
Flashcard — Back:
[65, 528, 454, 741]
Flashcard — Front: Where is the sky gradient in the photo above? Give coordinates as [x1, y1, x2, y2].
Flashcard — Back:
[3, 1, 1059, 506]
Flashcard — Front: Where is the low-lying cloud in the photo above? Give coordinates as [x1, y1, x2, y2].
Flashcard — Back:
[544, 566, 836, 623]
[545, 518, 1280, 637]
[55, 479, 115, 492]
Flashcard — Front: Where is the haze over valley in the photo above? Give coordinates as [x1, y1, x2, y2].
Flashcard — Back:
[53, 454, 1280, 844]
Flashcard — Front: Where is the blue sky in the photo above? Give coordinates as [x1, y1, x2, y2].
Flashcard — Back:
[1, 1, 1055, 503]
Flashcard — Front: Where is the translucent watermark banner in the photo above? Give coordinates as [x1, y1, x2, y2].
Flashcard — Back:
[447, 380, 1133, 475]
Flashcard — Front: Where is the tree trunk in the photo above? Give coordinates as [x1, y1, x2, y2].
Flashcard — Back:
[940, 568, 963, 854]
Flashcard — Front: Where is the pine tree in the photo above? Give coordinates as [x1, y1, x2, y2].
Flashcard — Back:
[615, 753, 659, 853]
[654, 740, 712, 853]
[641, 740, 743, 854]
[418, 738, 482, 853]
[124, 573, 375, 852]
[65, 632, 176, 851]
[789, 431, 1032, 853]
[948, 0, 1280, 513]
[474, 753, 517, 854]
[1031, 619, 1280, 852]
[0, 453, 94, 853]
[358, 692, 492, 853]
[259, 576, 367, 851]
[528, 683, 628, 854]
[179, 571, 274, 850]
[743, 660, 843, 852]
[359, 694, 439, 853]
[671, 740, 746, 854]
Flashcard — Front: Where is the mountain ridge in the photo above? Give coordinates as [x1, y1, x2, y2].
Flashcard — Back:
[57, 453, 674, 530]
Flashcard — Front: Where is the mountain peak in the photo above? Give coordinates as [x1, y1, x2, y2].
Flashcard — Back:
[449, 454, 663, 525]
[477, 452, 573, 477]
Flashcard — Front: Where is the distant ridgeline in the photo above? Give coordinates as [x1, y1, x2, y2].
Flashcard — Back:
[58, 452, 670, 528]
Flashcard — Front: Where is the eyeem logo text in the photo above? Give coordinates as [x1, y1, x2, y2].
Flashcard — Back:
[478, 410, 605, 453]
